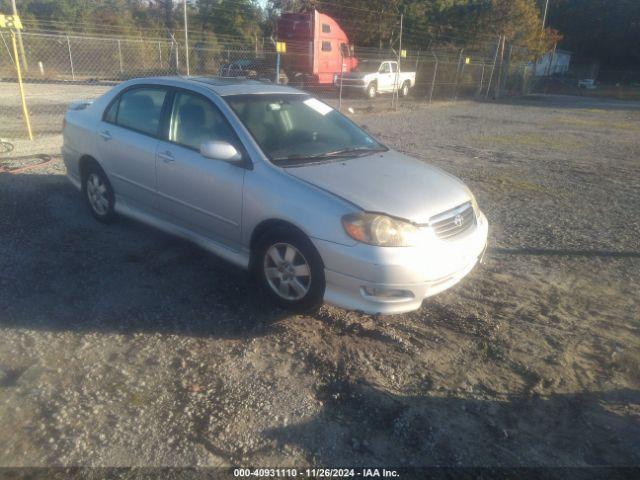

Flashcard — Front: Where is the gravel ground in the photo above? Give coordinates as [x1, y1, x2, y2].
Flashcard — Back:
[0, 94, 639, 468]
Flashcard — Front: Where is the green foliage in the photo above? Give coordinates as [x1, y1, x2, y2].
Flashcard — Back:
[547, 0, 640, 69]
[2, 0, 637, 69]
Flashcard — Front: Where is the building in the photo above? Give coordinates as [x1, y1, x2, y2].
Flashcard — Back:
[534, 49, 571, 76]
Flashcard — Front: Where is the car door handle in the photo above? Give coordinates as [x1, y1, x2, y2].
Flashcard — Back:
[158, 150, 175, 163]
[99, 130, 112, 141]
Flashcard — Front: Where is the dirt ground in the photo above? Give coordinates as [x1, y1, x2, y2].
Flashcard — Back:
[0, 93, 639, 469]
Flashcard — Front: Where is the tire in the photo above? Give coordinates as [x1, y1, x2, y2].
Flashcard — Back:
[401, 81, 410, 97]
[366, 82, 377, 99]
[253, 227, 325, 313]
[278, 72, 289, 85]
[82, 162, 115, 223]
[292, 73, 305, 89]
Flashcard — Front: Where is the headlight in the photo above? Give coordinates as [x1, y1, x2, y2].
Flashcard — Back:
[342, 213, 422, 247]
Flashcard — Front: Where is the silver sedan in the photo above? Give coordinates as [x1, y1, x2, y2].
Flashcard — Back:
[62, 76, 488, 314]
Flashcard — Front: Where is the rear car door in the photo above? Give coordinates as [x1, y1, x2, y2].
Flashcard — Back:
[98, 86, 168, 211]
[155, 89, 246, 247]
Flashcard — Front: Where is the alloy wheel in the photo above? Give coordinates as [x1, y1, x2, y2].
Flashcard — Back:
[263, 242, 311, 301]
[86, 173, 109, 216]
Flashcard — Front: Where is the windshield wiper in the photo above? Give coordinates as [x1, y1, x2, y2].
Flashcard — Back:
[318, 146, 388, 158]
[272, 146, 387, 164]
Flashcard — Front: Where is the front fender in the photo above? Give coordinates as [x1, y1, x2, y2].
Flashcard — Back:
[241, 162, 359, 248]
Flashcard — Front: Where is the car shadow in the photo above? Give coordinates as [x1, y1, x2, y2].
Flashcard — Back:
[263, 379, 640, 469]
[0, 171, 296, 339]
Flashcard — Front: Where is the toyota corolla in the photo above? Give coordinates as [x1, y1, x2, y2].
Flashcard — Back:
[62, 76, 488, 314]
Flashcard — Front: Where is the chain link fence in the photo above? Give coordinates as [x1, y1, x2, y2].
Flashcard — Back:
[0, 29, 532, 139]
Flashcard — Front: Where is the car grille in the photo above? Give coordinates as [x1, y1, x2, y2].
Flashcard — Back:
[428, 202, 476, 240]
[338, 78, 365, 85]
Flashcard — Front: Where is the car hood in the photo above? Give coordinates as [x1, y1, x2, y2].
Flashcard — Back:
[284, 150, 472, 224]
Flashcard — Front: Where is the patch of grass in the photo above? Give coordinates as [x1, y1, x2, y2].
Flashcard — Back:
[581, 86, 640, 101]
[555, 115, 640, 131]
[474, 133, 584, 153]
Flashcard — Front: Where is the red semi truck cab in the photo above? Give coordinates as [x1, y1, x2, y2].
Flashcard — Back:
[276, 10, 358, 85]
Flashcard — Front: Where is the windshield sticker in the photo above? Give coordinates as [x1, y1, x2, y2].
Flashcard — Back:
[303, 98, 333, 116]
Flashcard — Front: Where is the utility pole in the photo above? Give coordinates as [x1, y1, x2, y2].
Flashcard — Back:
[183, 0, 189, 76]
[541, 0, 550, 32]
[485, 35, 501, 99]
[494, 35, 506, 99]
[10, 0, 27, 72]
[392, 12, 403, 110]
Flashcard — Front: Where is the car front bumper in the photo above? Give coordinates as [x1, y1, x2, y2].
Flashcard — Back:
[313, 212, 489, 314]
[333, 79, 368, 90]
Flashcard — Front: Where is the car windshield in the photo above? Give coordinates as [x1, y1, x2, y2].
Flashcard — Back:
[225, 94, 387, 165]
[355, 60, 381, 73]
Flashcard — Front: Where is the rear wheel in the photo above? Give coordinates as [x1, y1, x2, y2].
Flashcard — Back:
[82, 163, 115, 223]
[254, 228, 325, 312]
[401, 81, 410, 97]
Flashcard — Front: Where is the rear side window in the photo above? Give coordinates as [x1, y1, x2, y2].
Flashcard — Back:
[321, 41, 332, 52]
[113, 87, 167, 136]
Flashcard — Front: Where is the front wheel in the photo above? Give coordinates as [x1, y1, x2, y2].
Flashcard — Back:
[277, 72, 289, 85]
[366, 82, 377, 99]
[254, 228, 325, 312]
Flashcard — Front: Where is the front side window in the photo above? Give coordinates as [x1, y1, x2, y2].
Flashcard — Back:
[225, 94, 386, 165]
[321, 41, 332, 52]
[115, 87, 167, 136]
[380, 63, 391, 74]
[169, 91, 238, 151]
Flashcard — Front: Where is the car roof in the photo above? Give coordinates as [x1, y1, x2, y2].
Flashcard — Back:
[134, 76, 304, 97]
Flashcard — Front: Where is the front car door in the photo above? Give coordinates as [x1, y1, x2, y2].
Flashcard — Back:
[97, 86, 169, 212]
[155, 89, 246, 248]
[389, 61, 399, 92]
[378, 62, 393, 92]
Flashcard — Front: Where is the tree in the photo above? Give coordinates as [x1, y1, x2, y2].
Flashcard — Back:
[195, 0, 263, 45]
[547, 0, 640, 70]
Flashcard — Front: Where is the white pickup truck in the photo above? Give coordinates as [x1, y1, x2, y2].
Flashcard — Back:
[334, 60, 416, 98]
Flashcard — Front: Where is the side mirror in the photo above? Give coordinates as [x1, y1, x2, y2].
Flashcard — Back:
[200, 140, 242, 162]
